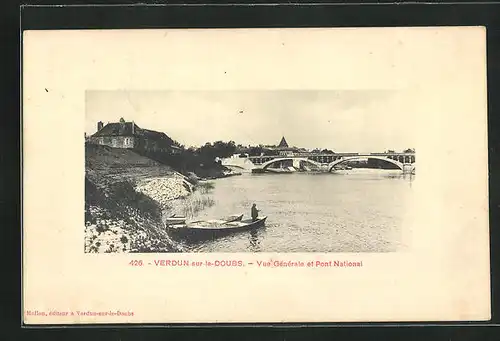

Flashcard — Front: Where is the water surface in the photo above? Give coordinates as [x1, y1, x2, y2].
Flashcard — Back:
[175, 169, 414, 253]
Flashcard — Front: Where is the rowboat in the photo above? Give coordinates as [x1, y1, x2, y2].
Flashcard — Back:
[166, 213, 243, 226]
[168, 216, 267, 241]
[188, 213, 243, 224]
[165, 214, 187, 225]
[225, 213, 244, 222]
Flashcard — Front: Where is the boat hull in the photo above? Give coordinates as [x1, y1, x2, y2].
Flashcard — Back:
[168, 216, 267, 242]
[167, 214, 242, 227]
[165, 218, 186, 224]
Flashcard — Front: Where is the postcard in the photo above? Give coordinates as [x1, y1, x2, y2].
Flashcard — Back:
[22, 27, 490, 323]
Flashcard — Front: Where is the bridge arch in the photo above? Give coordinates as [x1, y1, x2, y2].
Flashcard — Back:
[327, 156, 404, 172]
[261, 157, 322, 170]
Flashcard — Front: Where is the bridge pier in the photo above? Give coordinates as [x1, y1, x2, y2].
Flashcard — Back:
[402, 164, 415, 174]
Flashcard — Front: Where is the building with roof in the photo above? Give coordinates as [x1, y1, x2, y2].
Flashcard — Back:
[88, 118, 181, 153]
[276, 136, 299, 156]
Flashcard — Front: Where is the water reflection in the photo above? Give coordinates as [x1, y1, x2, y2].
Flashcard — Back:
[249, 228, 261, 252]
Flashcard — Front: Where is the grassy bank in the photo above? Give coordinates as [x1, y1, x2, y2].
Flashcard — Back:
[85, 144, 227, 253]
[196, 181, 215, 194]
[84, 177, 183, 253]
[85, 144, 191, 253]
[161, 180, 217, 221]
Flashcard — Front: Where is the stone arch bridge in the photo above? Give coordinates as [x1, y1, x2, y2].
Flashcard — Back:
[242, 153, 415, 173]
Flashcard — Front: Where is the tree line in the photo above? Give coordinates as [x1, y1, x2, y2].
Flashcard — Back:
[171, 140, 415, 163]
[141, 137, 415, 176]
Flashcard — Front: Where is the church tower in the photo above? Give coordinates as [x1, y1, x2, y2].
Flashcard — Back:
[277, 136, 289, 149]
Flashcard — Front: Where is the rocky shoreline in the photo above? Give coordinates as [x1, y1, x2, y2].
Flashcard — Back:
[84, 144, 235, 253]
[84, 205, 182, 253]
[84, 172, 222, 253]
[84, 174, 195, 253]
[134, 175, 194, 209]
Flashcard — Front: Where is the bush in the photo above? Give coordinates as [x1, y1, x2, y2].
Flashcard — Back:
[180, 196, 216, 218]
[196, 181, 215, 194]
[186, 172, 199, 185]
[108, 181, 162, 220]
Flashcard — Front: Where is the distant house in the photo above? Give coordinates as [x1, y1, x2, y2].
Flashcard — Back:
[88, 118, 181, 154]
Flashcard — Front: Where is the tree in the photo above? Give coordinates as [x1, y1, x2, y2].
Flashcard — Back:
[263, 149, 279, 156]
[403, 148, 415, 153]
[248, 146, 263, 156]
[172, 140, 185, 149]
[195, 141, 238, 162]
[212, 140, 237, 158]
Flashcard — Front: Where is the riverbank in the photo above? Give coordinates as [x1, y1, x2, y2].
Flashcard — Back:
[84, 144, 244, 253]
[85, 144, 195, 253]
[84, 177, 185, 253]
[133, 176, 217, 221]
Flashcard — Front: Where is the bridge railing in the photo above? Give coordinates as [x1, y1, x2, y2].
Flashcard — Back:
[247, 153, 414, 160]
[247, 152, 414, 157]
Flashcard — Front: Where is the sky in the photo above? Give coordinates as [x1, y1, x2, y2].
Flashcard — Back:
[85, 90, 415, 153]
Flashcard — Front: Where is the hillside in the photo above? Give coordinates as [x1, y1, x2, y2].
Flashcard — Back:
[84, 143, 192, 253]
[85, 143, 178, 187]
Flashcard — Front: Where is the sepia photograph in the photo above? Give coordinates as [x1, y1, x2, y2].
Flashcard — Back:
[23, 27, 490, 323]
[84, 90, 416, 253]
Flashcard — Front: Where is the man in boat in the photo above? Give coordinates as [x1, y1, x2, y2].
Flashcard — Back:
[251, 203, 259, 222]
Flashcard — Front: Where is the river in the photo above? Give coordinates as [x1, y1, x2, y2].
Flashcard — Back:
[175, 169, 415, 253]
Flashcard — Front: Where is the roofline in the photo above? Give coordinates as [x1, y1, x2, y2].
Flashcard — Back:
[90, 133, 136, 137]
